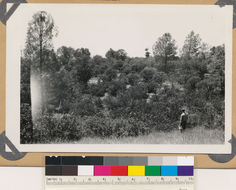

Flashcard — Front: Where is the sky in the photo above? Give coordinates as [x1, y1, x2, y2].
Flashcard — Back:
[7, 4, 232, 57]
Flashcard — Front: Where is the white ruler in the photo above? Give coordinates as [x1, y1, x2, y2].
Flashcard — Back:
[45, 176, 194, 190]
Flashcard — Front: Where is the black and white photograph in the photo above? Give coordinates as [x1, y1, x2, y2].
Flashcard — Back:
[6, 4, 232, 153]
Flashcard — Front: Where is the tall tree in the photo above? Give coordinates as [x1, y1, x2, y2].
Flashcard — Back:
[24, 11, 58, 114]
[56, 46, 75, 71]
[152, 33, 177, 72]
[105, 48, 127, 61]
[73, 48, 92, 85]
[181, 31, 201, 58]
[91, 55, 108, 76]
[208, 45, 225, 96]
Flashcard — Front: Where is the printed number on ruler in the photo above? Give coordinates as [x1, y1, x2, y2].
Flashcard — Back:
[46, 176, 194, 185]
[45, 176, 194, 190]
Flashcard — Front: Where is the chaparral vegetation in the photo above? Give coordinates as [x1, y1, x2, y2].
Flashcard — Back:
[20, 11, 225, 144]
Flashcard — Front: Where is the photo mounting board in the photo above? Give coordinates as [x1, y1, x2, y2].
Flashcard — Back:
[0, 0, 235, 169]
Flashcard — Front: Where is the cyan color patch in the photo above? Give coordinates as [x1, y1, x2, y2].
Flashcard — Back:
[161, 166, 178, 176]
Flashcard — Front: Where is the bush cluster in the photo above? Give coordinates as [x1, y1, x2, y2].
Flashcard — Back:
[20, 103, 33, 143]
[33, 114, 80, 143]
[32, 113, 152, 143]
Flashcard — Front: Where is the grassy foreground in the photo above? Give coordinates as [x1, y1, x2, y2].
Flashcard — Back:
[68, 126, 224, 144]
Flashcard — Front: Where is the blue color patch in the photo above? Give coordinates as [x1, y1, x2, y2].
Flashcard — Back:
[161, 166, 178, 176]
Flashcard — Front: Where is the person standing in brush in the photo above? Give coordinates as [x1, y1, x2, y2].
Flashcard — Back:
[179, 109, 188, 133]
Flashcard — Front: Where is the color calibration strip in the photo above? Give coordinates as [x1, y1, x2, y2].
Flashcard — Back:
[45, 156, 194, 176]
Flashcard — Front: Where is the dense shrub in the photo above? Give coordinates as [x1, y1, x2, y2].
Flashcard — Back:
[107, 80, 126, 96]
[32, 113, 153, 143]
[20, 103, 33, 143]
[127, 73, 140, 86]
[102, 68, 117, 82]
[141, 67, 157, 82]
[81, 115, 151, 138]
[202, 102, 224, 129]
[33, 114, 82, 143]
[88, 83, 106, 97]
[127, 83, 148, 100]
[185, 76, 201, 91]
[70, 95, 100, 116]
[147, 81, 158, 93]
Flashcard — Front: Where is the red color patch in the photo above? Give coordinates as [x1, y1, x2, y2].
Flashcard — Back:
[111, 166, 128, 176]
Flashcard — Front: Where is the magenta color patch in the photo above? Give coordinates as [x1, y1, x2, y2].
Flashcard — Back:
[94, 166, 111, 176]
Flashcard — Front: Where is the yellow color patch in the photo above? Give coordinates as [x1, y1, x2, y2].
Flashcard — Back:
[128, 166, 145, 176]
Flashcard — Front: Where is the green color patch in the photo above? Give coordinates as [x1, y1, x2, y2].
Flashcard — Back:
[145, 166, 161, 176]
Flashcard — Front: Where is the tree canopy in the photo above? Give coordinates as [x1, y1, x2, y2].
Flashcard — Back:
[24, 11, 58, 61]
[181, 31, 202, 58]
[152, 33, 177, 72]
